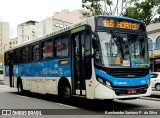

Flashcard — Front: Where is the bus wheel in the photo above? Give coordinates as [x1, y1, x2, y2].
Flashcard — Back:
[18, 82, 23, 94]
[155, 84, 160, 91]
[62, 85, 71, 100]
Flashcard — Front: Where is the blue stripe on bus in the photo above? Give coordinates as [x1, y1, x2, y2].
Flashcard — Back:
[5, 58, 71, 77]
[95, 68, 150, 87]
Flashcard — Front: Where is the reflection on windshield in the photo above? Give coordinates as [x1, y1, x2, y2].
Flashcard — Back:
[95, 31, 148, 67]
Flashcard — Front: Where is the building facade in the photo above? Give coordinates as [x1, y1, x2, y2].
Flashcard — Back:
[17, 20, 37, 44]
[16, 9, 87, 44]
[35, 17, 72, 38]
[147, 23, 160, 72]
[8, 37, 18, 49]
[53, 9, 89, 23]
[0, 21, 9, 69]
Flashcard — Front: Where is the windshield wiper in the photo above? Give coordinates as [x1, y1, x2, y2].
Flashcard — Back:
[109, 30, 124, 59]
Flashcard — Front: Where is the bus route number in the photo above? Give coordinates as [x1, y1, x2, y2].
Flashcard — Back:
[103, 19, 114, 28]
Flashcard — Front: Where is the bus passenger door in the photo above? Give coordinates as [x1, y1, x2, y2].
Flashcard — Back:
[71, 25, 92, 96]
[9, 51, 14, 87]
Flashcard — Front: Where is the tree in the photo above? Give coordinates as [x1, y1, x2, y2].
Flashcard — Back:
[82, 0, 121, 16]
[82, 0, 160, 25]
[124, 0, 160, 26]
[82, 0, 133, 16]
[82, 0, 102, 16]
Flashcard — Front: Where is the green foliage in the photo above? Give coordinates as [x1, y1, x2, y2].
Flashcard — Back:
[124, 0, 160, 26]
[82, 0, 102, 15]
[82, 0, 160, 25]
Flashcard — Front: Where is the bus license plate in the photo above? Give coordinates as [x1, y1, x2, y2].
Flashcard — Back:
[128, 90, 136, 94]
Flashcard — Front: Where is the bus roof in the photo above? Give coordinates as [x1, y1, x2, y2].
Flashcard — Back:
[96, 15, 141, 23]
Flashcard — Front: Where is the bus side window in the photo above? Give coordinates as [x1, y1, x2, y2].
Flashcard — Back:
[5, 52, 9, 65]
[32, 44, 40, 61]
[55, 35, 69, 58]
[14, 50, 19, 64]
[22, 46, 30, 63]
[42, 39, 53, 59]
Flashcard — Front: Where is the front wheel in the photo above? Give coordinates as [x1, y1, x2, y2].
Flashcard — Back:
[62, 86, 71, 100]
[155, 84, 160, 91]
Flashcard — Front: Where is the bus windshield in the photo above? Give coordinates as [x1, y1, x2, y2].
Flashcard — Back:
[95, 31, 149, 68]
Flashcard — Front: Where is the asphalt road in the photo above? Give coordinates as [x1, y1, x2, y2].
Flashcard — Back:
[0, 85, 160, 118]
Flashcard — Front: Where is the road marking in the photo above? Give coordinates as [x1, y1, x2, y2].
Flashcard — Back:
[56, 103, 77, 109]
[140, 97, 160, 101]
[16, 95, 30, 99]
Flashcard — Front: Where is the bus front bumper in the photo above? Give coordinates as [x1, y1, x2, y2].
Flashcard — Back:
[94, 83, 152, 100]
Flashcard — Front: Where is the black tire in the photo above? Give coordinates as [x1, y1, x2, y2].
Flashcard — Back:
[17, 81, 23, 94]
[60, 85, 71, 101]
[155, 84, 160, 91]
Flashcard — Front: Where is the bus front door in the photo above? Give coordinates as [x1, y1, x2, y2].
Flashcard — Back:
[71, 25, 92, 97]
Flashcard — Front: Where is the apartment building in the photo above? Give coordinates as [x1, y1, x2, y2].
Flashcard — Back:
[0, 21, 9, 68]
[35, 17, 72, 38]
[53, 9, 89, 23]
[16, 9, 88, 44]
[147, 23, 160, 72]
[8, 37, 18, 49]
[17, 20, 37, 44]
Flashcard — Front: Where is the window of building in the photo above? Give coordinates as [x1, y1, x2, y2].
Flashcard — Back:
[32, 44, 40, 61]
[55, 35, 69, 58]
[156, 36, 160, 49]
[42, 39, 53, 59]
[148, 38, 153, 50]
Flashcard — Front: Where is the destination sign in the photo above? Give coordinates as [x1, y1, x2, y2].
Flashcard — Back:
[97, 17, 143, 31]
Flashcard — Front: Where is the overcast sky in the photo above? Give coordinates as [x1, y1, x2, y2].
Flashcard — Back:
[0, 0, 82, 38]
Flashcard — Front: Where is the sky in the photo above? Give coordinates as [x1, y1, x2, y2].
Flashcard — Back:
[0, 0, 82, 38]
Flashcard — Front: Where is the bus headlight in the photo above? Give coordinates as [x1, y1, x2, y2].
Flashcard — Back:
[97, 76, 112, 88]
[105, 81, 111, 87]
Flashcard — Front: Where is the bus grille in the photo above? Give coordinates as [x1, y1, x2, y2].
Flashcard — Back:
[105, 68, 149, 78]
[113, 85, 148, 96]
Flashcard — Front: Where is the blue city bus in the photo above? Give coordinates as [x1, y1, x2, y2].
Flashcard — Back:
[4, 16, 151, 100]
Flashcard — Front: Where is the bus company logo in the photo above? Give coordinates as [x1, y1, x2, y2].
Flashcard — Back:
[2, 110, 11, 115]
[114, 80, 127, 85]
[118, 82, 127, 85]
[52, 70, 58, 74]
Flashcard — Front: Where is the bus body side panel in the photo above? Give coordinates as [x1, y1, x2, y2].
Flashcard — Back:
[13, 58, 71, 95]
[85, 58, 96, 99]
